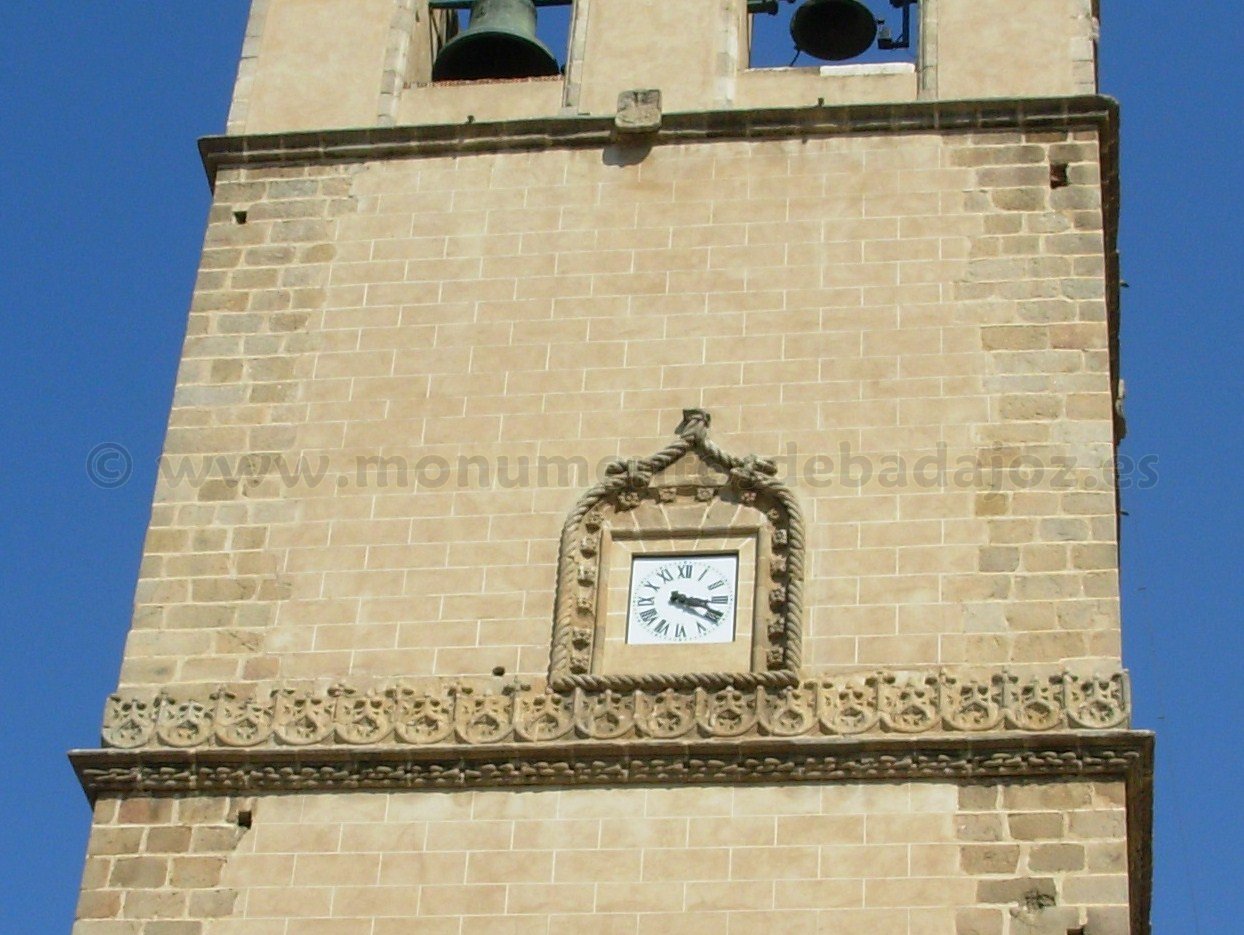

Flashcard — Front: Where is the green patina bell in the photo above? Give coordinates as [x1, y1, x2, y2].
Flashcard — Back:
[790, 0, 879, 61]
[433, 0, 561, 82]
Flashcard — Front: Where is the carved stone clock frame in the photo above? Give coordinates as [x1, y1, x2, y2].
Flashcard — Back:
[549, 410, 805, 693]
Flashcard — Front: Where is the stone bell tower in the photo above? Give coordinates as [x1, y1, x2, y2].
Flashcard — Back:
[72, 1, 1150, 933]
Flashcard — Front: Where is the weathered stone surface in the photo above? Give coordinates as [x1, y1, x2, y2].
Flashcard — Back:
[614, 89, 662, 134]
[72, 4, 1144, 934]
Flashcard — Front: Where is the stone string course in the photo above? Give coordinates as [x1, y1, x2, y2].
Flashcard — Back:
[75, 734, 1146, 797]
[100, 666, 1128, 750]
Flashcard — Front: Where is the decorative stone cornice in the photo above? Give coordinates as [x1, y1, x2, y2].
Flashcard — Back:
[72, 729, 1150, 798]
[99, 666, 1128, 751]
[199, 95, 1120, 188]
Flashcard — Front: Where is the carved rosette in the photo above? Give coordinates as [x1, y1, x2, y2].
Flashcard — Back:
[549, 409, 806, 693]
[98, 667, 1130, 750]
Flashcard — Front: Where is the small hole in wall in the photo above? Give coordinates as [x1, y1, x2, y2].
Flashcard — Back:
[492, 666, 507, 677]
[233, 209, 249, 224]
[236, 809, 253, 829]
[1049, 163, 1071, 189]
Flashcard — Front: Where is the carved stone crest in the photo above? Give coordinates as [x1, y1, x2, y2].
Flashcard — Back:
[549, 409, 805, 694]
[454, 686, 515, 744]
[820, 674, 882, 735]
[101, 693, 156, 749]
[636, 688, 697, 739]
[156, 691, 215, 748]
[943, 670, 1006, 732]
[759, 683, 818, 737]
[879, 673, 940, 734]
[574, 689, 635, 739]
[394, 684, 455, 744]
[697, 687, 758, 737]
[1007, 671, 1065, 731]
[1066, 672, 1129, 729]
[333, 684, 394, 745]
[514, 689, 574, 742]
[215, 686, 275, 747]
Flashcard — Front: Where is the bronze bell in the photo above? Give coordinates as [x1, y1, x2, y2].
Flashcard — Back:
[790, 0, 879, 62]
[433, 0, 560, 82]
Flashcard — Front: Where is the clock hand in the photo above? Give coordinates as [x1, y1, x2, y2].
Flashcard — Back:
[670, 591, 711, 609]
[670, 592, 724, 623]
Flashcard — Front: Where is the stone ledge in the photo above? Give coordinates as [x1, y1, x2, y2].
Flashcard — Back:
[71, 729, 1152, 797]
[199, 95, 1120, 188]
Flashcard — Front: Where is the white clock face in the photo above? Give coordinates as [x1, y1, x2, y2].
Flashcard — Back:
[626, 553, 738, 645]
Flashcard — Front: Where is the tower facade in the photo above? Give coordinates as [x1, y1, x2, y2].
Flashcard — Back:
[73, 2, 1151, 933]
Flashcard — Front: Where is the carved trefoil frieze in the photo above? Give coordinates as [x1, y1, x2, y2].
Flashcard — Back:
[100, 666, 1130, 751]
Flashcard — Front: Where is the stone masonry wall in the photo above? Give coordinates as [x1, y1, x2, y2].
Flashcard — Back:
[73, 780, 1130, 934]
[118, 128, 1118, 692]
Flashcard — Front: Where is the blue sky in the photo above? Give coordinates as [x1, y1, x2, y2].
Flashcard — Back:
[1, 2, 1240, 931]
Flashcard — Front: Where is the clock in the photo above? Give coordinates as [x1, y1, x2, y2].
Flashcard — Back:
[626, 553, 738, 645]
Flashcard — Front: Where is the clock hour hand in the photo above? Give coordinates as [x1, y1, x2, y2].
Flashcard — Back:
[669, 592, 724, 623]
[669, 591, 710, 609]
